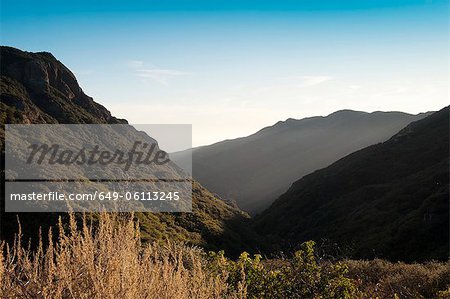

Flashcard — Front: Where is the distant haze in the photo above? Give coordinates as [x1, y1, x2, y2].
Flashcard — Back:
[1, 0, 448, 146]
[171, 110, 431, 214]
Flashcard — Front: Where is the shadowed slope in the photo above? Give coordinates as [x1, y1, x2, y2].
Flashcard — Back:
[255, 107, 449, 261]
[173, 109, 431, 214]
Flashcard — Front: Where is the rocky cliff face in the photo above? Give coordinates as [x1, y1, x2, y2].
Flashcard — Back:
[0, 46, 125, 124]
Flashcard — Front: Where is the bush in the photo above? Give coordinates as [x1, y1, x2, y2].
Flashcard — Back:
[207, 241, 358, 298]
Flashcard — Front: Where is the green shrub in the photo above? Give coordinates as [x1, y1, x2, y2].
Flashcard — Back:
[207, 241, 358, 298]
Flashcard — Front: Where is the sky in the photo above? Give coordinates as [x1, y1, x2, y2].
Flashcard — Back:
[1, 0, 449, 147]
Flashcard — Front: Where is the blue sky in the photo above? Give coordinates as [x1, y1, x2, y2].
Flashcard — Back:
[1, 0, 448, 146]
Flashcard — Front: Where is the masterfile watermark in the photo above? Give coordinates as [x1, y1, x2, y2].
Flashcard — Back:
[27, 141, 170, 171]
[4, 124, 192, 212]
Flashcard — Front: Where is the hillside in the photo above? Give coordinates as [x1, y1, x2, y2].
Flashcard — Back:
[0, 46, 257, 255]
[173, 109, 430, 214]
[0, 46, 126, 126]
[255, 107, 449, 262]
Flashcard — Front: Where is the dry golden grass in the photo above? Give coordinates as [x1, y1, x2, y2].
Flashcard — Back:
[0, 213, 243, 299]
[1, 212, 449, 299]
[346, 259, 450, 299]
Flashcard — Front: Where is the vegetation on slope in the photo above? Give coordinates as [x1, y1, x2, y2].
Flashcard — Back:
[255, 107, 449, 261]
[134, 181, 257, 255]
[0, 46, 126, 125]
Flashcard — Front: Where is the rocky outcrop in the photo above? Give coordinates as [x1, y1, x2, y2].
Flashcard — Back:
[0, 46, 126, 124]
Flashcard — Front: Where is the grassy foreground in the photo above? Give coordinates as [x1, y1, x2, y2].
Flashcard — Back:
[1, 213, 449, 299]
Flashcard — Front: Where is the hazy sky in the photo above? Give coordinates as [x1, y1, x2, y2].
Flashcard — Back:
[1, 0, 448, 146]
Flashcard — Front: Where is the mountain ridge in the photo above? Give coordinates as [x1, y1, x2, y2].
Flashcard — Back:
[254, 106, 449, 261]
[173, 109, 432, 214]
[0, 46, 127, 125]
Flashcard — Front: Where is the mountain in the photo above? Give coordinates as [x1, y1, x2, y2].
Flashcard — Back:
[255, 107, 449, 262]
[0, 46, 258, 255]
[0, 46, 126, 126]
[172, 110, 431, 214]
